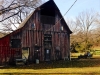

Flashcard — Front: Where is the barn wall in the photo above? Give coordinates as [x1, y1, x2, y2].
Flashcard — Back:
[20, 9, 70, 62]
[0, 35, 10, 65]
[0, 30, 22, 65]
[0, 10, 70, 65]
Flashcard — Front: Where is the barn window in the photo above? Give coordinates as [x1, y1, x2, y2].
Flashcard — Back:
[60, 26, 63, 31]
[41, 15, 55, 25]
[10, 39, 21, 48]
[40, 5, 55, 25]
[44, 34, 52, 48]
[31, 23, 35, 29]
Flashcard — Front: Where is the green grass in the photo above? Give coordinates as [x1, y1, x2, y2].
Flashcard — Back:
[1, 55, 100, 74]
[1, 58, 100, 69]
[0, 58, 100, 75]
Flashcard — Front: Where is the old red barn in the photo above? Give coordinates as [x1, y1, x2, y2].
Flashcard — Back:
[0, 0, 72, 65]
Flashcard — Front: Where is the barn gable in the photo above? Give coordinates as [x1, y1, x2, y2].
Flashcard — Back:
[17, 0, 72, 34]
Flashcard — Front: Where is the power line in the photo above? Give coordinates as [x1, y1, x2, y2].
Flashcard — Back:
[46, 0, 77, 32]
[63, 0, 77, 17]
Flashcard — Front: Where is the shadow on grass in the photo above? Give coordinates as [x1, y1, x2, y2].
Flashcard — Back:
[1, 58, 100, 69]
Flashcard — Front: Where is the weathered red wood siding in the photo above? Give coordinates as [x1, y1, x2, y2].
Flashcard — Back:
[20, 9, 71, 61]
[0, 35, 16, 65]
[0, 0, 72, 65]
[0, 35, 10, 64]
[0, 30, 21, 65]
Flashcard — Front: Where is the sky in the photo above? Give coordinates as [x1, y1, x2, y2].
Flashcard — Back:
[46, 0, 100, 20]
[0, 0, 100, 30]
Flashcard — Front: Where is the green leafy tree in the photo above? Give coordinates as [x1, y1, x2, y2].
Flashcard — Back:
[70, 41, 79, 52]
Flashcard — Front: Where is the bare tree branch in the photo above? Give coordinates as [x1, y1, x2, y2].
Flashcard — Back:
[0, 0, 43, 32]
[70, 10, 100, 51]
[0, 11, 20, 22]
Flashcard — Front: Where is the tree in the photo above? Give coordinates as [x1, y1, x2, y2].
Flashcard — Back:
[95, 13, 100, 25]
[66, 18, 78, 33]
[0, 0, 43, 32]
[76, 10, 99, 51]
[69, 10, 99, 52]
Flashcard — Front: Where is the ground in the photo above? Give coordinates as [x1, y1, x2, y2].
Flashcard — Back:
[0, 67, 100, 75]
[0, 55, 100, 75]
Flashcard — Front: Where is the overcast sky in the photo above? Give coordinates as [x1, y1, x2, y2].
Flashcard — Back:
[46, 0, 100, 19]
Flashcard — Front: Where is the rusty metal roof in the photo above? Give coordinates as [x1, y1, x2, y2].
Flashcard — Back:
[0, 32, 7, 38]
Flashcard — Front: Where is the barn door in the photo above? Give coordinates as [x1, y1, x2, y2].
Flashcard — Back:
[55, 50, 61, 60]
[44, 34, 52, 61]
[22, 47, 29, 59]
[44, 49, 51, 61]
[34, 45, 40, 62]
[34, 50, 40, 60]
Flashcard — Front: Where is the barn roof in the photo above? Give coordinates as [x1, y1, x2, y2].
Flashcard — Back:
[0, 0, 72, 37]
[0, 32, 5, 38]
[0, 32, 8, 38]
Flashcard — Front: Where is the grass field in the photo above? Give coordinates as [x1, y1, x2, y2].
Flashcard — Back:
[0, 67, 100, 75]
[0, 55, 100, 75]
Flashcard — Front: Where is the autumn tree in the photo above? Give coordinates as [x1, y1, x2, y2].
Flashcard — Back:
[68, 10, 99, 52]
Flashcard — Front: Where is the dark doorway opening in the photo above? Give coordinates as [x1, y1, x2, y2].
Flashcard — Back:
[34, 45, 40, 62]
[44, 49, 51, 61]
[55, 50, 61, 60]
[40, 4, 55, 25]
[44, 34, 52, 61]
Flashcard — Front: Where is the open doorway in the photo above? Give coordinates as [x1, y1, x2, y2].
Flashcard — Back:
[22, 47, 29, 59]
[44, 34, 52, 61]
[44, 49, 51, 61]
